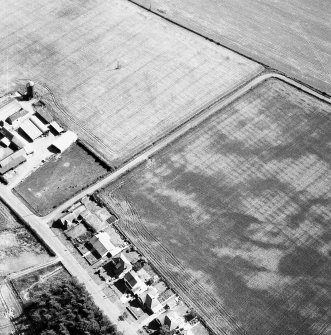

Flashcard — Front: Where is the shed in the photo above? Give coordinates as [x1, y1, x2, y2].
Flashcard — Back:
[19, 119, 42, 141]
[0, 99, 22, 123]
[50, 131, 77, 153]
[49, 121, 64, 134]
[5, 108, 28, 125]
[30, 115, 49, 133]
[0, 155, 26, 175]
[34, 105, 53, 124]
[0, 137, 10, 147]
[11, 135, 25, 149]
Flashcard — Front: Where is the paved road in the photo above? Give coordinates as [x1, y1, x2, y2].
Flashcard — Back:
[1, 71, 330, 334]
[41, 71, 331, 223]
[0, 189, 136, 335]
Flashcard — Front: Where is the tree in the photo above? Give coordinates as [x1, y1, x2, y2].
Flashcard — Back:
[23, 278, 121, 335]
[158, 325, 174, 335]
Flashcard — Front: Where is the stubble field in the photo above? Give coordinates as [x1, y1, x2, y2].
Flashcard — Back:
[0, 201, 51, 276]
[101, 79, 331, 335]
[132, 0, 331, 95]
[0, 0, 261, 166]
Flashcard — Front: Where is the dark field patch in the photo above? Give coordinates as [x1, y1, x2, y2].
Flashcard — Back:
[15, 144, 108, 216]
[101, 79, 331, 335]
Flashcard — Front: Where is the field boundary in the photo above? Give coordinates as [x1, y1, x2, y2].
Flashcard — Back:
[127, 0, 331, 98]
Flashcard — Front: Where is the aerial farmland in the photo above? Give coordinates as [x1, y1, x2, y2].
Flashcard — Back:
[132, 0, 331, 95]
[0, 0, 261, 166]
[101, 78, 331, 335]
[0, 0, 330, 334]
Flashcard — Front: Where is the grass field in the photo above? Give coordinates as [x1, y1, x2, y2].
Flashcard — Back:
[0, 201, 51, 276]
[0, 0, 261, 166]
[14, 144, 108, 216]
[101, 79, 331, 335]
[132, 0, 331, 95]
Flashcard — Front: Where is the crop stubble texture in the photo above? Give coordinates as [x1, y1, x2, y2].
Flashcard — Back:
[101, 79, 331, 335]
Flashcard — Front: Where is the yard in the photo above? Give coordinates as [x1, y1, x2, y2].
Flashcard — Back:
[101, 79, 331, 335]
[0, 0, 261, 166]
[0, 201, 51, 276]
[14, 143, 108, 216]
[132, 0, 331, 95]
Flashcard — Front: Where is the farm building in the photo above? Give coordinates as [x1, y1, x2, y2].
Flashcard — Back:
[0, 137, 10, 147]
[124, 270, 148, 295]
[49, 121, 64, 134]
[0, 147, 14, 163]
[11, 134, 25, 149]
[0, 99, 22, 123]
[30, 115, 49, 133]
[34, 106, 53, 124]
[18, 119, 42, 142]
[5, 108, 28, 125]
[0, 154, 26, 175]
[50, 131, 77, 153]
[87, 232, 122, 259]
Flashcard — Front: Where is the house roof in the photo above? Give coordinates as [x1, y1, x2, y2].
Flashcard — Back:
[0, 155, 26, 175]
[19, 119, 42, 140]
[5, 108, 28, 125]
[49, 121, 64, 133]
[0, 99, 22, 121]
[51, 131, 77, 152]
[89, 232, 121, 258]
[124, 271, 139, 289]
[34, 104, 53, 123]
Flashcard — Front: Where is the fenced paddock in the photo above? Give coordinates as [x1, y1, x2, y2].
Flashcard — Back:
[101, 78, 331, 335]
[0, 0, 261, 166]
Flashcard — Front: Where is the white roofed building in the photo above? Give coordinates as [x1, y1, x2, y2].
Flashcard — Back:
[19, 119, 42, 142]
[50, 131, 77, 153]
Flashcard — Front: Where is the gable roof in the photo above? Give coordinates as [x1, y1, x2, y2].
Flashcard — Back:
[19, 119, 42, 140]
[89, 232, 121, 258]
[0, 99, 22, 121]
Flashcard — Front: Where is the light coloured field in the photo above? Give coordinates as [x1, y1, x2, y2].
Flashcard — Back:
[0, 0, 261, 166]
[101, 79, 331, 335]
[132, 0, 331, 95]
[0, 201, 51, 276]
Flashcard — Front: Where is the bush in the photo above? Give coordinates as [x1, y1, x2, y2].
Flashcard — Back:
[22, 277, 121, 335]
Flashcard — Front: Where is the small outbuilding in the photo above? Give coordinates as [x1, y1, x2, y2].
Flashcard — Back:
[49, 121, 64, 134]
[50, 131, 77, 153]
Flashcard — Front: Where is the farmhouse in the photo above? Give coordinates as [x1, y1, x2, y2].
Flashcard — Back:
[50, 131, 77, 153]
[100, 253, 132, 280]
[87, 232, 122, 259]
[124, 270, 148, 295]
[19, 119, 42, 142]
